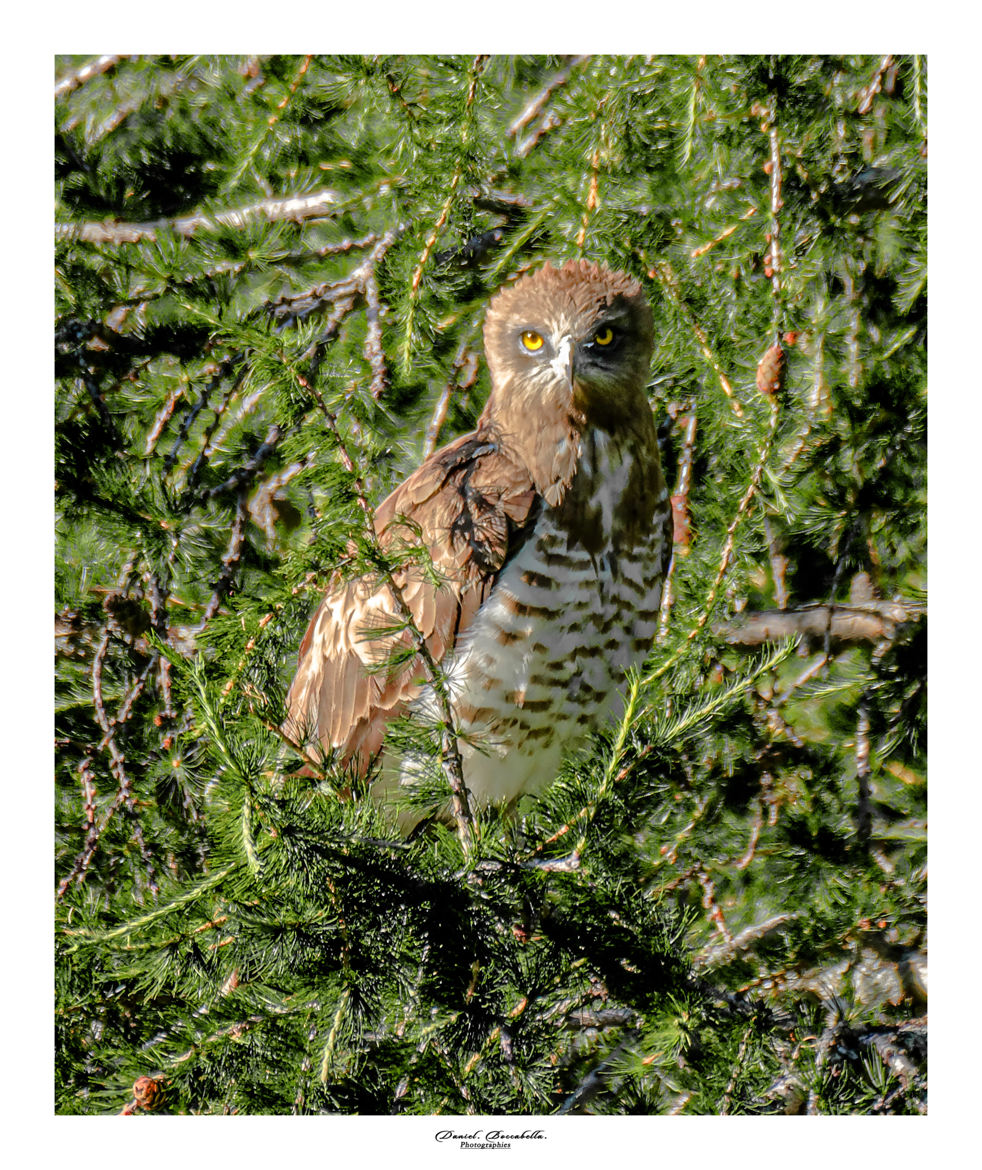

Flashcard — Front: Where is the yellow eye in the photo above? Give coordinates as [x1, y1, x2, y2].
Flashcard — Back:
[520, 330, 544, 352]
[594, 327, 615, 346]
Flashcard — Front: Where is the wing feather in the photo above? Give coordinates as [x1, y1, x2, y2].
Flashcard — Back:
[285, 427, 542, 773]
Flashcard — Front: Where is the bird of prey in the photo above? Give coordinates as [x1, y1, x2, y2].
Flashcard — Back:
[285, 259, 673, 827]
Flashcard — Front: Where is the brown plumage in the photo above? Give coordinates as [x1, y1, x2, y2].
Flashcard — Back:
[285, 259, 673, 826]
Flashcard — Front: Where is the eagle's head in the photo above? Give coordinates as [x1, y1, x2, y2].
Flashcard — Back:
[482, 259, 655, 434]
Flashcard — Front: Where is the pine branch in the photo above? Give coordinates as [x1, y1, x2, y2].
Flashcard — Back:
[62, 866, 235, 951]
[225, 54, 313, 192]
[648, 258, 745, 419]
[400, 54, 489, 376]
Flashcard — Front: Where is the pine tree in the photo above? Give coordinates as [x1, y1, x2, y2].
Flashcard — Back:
[55, 54, 926, 1116]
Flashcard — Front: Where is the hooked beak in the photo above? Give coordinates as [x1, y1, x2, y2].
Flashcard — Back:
[550, 336, 574, 391]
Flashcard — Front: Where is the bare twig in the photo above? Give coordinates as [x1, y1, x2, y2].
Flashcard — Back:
[717, 597, 917, 648]
[719, 1024, 754, 1114]
[735, 801, 764, 870]
[423, 383, 454, 461]
[273, 229, 402, 406]
[565, 1007, 636, 1030]
[93, 632, 158, 893]
[225, 55, 313, 192]
[57, 562, 176, 899]
[271, 55, 311, 123]
[145, 378, 188, 457]
[509, 56, 587, 138]
[57, 784, 132, 900]
[575, 145, 601, 251]
[109, 232, 386, 341]
[511, 57, 588, 158]
[762, 514, 789, 609]
[55, 54, 126, 100]
[200, 492, 249, 625]
[911, 55, 927, 141]
[79, 756, 98, 832]
[698, 869, 733, 944]
[362, 268, 388, 399]
[698, 914, 797, 969]
[690, 205, 758, 259]
[163, 353, 240, 474]
[857, 55, 897, 115]
[855, 701, 872, 847]
[424, 343, 479, 458]
[200, 424, 284, 501]
[657, 402, 697, 641]
[57, 757, 102, 899]
[57, 188, 341, 247]
[764, 113, 785, 328]
[763, 704, 806, 750]
[776, 654, 829, 705]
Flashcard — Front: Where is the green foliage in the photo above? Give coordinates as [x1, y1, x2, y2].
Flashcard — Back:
[55, 53, 926, 1116]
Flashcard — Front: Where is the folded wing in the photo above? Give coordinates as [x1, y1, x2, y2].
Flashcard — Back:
[284, 429, 541, 772]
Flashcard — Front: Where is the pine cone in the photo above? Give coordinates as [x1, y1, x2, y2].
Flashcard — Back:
[756, 343, 787, 398]
[132, 1075, 165, 1112]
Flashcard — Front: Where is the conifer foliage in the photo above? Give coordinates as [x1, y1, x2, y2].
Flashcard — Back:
[55, 55, 926, 1115]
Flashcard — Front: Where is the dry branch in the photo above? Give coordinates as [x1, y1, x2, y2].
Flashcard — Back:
[424, 343, 479, 459]
[657, 402, 697, 641]
[200, 493, 249, 625]
[510, 56, 587, 158]
[716, 598, 918, 648]
[55, 54, 126, 99]
[57, 189, 341, 247]
[697, 913, 798, 969]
